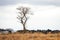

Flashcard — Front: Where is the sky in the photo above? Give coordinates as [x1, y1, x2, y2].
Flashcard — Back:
[0, 0, 60, 31]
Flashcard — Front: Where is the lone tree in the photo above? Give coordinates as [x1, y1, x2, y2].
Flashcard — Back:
[17, 6, 31, 31]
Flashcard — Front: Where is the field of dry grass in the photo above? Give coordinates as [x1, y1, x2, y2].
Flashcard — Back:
[0, 32, 60, 40]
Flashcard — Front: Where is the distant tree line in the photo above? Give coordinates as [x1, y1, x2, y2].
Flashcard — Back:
[17, 29, 60, 34]
[0, 28, 60, 34]
[0, 28, 14, 34]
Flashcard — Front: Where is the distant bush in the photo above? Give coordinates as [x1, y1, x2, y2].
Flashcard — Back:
[5, 28, 14, 33]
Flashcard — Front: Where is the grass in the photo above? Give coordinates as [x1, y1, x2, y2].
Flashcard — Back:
[0, 32, 60, 40]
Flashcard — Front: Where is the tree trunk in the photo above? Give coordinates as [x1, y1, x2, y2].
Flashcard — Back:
[23, 24, 26, 32]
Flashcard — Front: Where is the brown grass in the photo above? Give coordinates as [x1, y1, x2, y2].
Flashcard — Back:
[0, 32, 60, 40]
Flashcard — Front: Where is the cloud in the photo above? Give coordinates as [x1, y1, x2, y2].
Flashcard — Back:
[0, 0, 60, 6]
[0, 0, 21, 6]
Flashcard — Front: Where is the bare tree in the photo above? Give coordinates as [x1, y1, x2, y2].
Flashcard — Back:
[17, 6, 31, 31]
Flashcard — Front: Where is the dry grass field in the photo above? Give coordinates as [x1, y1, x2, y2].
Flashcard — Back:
[0, 32, 60, 40]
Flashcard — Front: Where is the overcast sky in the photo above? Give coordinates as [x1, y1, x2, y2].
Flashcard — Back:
[0, 0, 60, 31]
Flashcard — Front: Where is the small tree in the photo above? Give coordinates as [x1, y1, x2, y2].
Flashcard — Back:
[17, 6, 31, 31]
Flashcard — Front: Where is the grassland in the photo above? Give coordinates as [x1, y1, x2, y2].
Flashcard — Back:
[0, 32, 60, 40]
